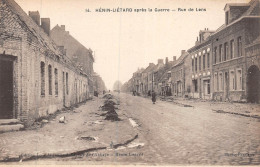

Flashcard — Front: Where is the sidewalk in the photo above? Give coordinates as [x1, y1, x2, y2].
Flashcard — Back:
[160, 96, 260, 119]
[0, 96, 137, 162]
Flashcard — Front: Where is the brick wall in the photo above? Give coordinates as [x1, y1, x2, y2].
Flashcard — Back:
[0, 0, 90, 126]
[212, 20, 247, 102]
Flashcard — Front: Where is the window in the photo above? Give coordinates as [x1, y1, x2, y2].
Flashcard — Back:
[229, 70, 235, 90]
[48, 65, 52, 95]
[224, 42, 228, 61]
[167, 72, 171, 78]
[237, 36, 242, 57]
[192, 59, 194, 72]
[230, 40, 234, 59]
[219, 44, 222, 62]
[214, 73, 218, 91]
[55, 68, 58, 96]
[203, 54, 205, 70]
[66, 72, 69, 95]
[214, 47, 217, 64]
[195, 57, 197, 72]
[236, 69, 242, 90]
[207, 53, 210, 68]
[218, 72, 223, 91]
[199, 56, 201, 70]
[40, 62, 45, 96]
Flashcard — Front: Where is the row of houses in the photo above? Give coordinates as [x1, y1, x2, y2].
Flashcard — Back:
[0, 0, 105, 125]
[122, 0, 260, 103]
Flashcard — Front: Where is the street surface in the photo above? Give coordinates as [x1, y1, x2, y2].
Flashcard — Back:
[1, 93, 260, 165]
[61, 93, 260, 165]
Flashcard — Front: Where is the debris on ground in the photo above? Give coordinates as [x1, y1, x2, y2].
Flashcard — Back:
[101, 103, 115, 111]
[73, 110, 82, 113]
[103, 93, 115, 99]
[99, 94, 121, 121]
[59, 116, 66, 123]
[76, 136, 97, 141]
[104, 99, 118, 105]
[129, 118, 139, 127]
[41, 119, 48, 123]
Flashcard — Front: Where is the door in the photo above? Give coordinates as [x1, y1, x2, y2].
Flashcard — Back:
[0, 59, 13, 119]
[62, 72, 65, 106]
[247, 65, 260, 103]
[224, 72, 229, 100]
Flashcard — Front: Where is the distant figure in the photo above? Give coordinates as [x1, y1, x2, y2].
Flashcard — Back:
[148, 90, 151, 96]
[132, 90, 136, 96]
[103, 90, 106, 95]
[151, 91, 156, 104]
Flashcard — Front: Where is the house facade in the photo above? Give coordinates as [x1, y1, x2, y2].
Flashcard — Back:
[245, 36, 260, 103]
[140, 63, 155, 95]
[0, 0, 94, 125]
[123, 0, 259, 103]
[188, 30, 214, 99]
[170, 51, 192, 97]
[211, 0, 260, 102]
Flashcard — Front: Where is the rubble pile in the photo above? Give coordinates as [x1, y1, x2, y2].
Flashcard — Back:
[100, 93, 121, 121]
[102, 93, 115, 99]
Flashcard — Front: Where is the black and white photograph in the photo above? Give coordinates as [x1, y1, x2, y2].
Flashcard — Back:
[0, 0, 259, 166]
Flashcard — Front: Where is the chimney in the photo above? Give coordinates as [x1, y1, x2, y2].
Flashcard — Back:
[181, 50, 186, 55]
[195, 36, 200, 45]
[173, 56, 176, 61]
[29, 11, 40, 25]
[165, 57, 169, 64]
[149, 63, 154, 66]
[41, 18, 50, 35]
[61, 25, 65, 31]
[158, 59, 164, 64]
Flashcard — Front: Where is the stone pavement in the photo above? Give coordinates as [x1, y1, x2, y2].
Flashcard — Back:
[0, 96, 136, 162]
[169, 97, 260, 119]
[85, 93, 259, 165]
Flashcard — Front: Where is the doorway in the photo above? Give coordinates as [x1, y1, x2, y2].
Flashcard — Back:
[224, 72, 229, 100]
[63, 72, 65, 106]
[247, 65, 260, 103]
[0, 59, 14, 119]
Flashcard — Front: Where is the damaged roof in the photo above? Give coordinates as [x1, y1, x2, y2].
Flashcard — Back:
[3, 0, 89, 76]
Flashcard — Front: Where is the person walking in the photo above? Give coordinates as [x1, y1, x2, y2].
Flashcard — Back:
[151, 91, 156, 104]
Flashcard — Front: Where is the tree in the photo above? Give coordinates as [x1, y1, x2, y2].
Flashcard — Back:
[113, 80, 123, 92]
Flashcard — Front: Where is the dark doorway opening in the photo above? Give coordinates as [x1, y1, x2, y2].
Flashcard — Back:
[63, 72, 65, 106]
[224, 72, 229, 100]
[0, 59, 14, 119]
[247, 65, 260, 103]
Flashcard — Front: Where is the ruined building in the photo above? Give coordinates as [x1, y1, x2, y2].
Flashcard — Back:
[0, 0, 94, 125]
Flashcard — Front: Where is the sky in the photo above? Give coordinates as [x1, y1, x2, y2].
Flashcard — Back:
[15, 0, 247, 90]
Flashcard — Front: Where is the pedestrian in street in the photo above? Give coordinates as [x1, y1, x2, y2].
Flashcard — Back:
[151, 91, 156, 104]
[148, 90, 151, 96]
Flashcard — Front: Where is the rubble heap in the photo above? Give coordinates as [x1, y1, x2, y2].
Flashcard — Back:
[100, 94, 121, 121]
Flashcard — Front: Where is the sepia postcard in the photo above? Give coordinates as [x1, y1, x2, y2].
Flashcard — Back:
[0, 0, 259, 166]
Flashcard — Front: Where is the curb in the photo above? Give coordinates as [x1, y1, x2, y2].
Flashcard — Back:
[0, 134, 138, 162]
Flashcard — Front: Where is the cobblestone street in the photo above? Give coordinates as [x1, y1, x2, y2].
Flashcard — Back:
[0, 93, 260, 165]
[62, 93, 259, 165]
